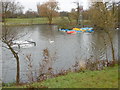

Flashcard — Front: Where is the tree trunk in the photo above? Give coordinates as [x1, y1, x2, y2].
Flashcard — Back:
[6, 43, 20, 84]
[104, 30, 115, 64]
[107, 33, 115, 64]
[48, 14, 53, 25]
[67, 16, 72, 24]
[49, 18, 52, 25]
[2, 16, 5, 22]
[16, 55, 20, 84]
[49, 20, 52, 25]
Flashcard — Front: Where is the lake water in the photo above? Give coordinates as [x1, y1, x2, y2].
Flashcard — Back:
[2, 25, 118, 83]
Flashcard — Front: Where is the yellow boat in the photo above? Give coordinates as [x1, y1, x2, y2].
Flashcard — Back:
[81, 29, 86, 32]
[73, 28, 80, 31]
[73, 28, 86, 32]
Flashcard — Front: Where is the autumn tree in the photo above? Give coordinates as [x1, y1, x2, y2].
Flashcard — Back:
[37, 0, 59, 24]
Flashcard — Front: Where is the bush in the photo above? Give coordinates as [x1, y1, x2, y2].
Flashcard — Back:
[57, 17, 71, 29]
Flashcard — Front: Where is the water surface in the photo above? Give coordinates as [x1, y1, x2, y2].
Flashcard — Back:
[2, 25, 118, 83]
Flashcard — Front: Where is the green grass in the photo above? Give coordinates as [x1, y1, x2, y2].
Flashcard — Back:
[4, 18, 49, 25]
[3, 17, 90, 26]
[4, 65, 118, 88]
[3, 17, 61, 25]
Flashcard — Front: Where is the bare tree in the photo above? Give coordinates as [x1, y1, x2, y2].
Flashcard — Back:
[88, 1, 118, 64]
[67, 1, 83, 26]
[68, 8, 79, 25]
[1, 0, 24, 22]
[37, 0, 59, 24]
[1, 25, 27, 84]
[25, 9, 39, 18]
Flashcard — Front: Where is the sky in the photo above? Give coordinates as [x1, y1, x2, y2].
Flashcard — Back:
[16, 0, 89, 13]
[16, 0, 119, 13]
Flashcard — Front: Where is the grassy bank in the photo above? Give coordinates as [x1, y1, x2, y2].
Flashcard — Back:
[2, 17, 61, 26]
[2, 17, 90, 26]
[4, 65, 118, 88]
[6, 18, 48, 24]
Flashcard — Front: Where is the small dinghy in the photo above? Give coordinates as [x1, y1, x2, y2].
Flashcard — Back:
[67, 30, 76, 34]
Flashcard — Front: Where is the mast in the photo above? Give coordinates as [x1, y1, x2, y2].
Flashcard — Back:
[79, 5, 83, 27]
[76, 1, 83, 27]
[73, 1, 83, 27]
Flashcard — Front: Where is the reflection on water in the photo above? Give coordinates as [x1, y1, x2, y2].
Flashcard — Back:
[2, 25, 118, 83]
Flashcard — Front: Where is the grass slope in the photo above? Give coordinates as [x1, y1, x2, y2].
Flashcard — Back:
[3, 17, 90, 26]
[7, 65, 118, 88]
[3, 17, 59, 25]
[5, 18, 48, 25]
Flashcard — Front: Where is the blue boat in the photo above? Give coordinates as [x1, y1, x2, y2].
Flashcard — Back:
[75, 31, 82, 33]
[81, 27, 94, 32]
[59, 27, 94, 33]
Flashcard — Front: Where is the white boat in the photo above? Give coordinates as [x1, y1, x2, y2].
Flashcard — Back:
[12, 39, 36, 48]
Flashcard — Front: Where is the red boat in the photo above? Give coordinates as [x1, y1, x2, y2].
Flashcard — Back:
[67, 31, 76, 34]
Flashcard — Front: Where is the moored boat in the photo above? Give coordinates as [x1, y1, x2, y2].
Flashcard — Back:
[58, 27, 94, 34]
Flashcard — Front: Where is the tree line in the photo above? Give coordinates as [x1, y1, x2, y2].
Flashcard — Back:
[1, 0, 119, 27]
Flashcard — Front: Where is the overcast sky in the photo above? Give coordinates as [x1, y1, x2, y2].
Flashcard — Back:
[16, 0, 119, 13]
[16, 0, 90, 13]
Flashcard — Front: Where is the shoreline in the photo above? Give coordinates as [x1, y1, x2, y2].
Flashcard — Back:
[3, 64, 118, 88]
[1, 23, 58, 26]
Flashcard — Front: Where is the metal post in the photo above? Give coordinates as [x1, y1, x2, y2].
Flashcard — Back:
[77, 2, 83, 27]
[79, 6, 83, 27]
[73, 1, 83, 27]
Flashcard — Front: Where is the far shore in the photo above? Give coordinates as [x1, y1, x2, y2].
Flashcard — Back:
[1, 17, 90, 27]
